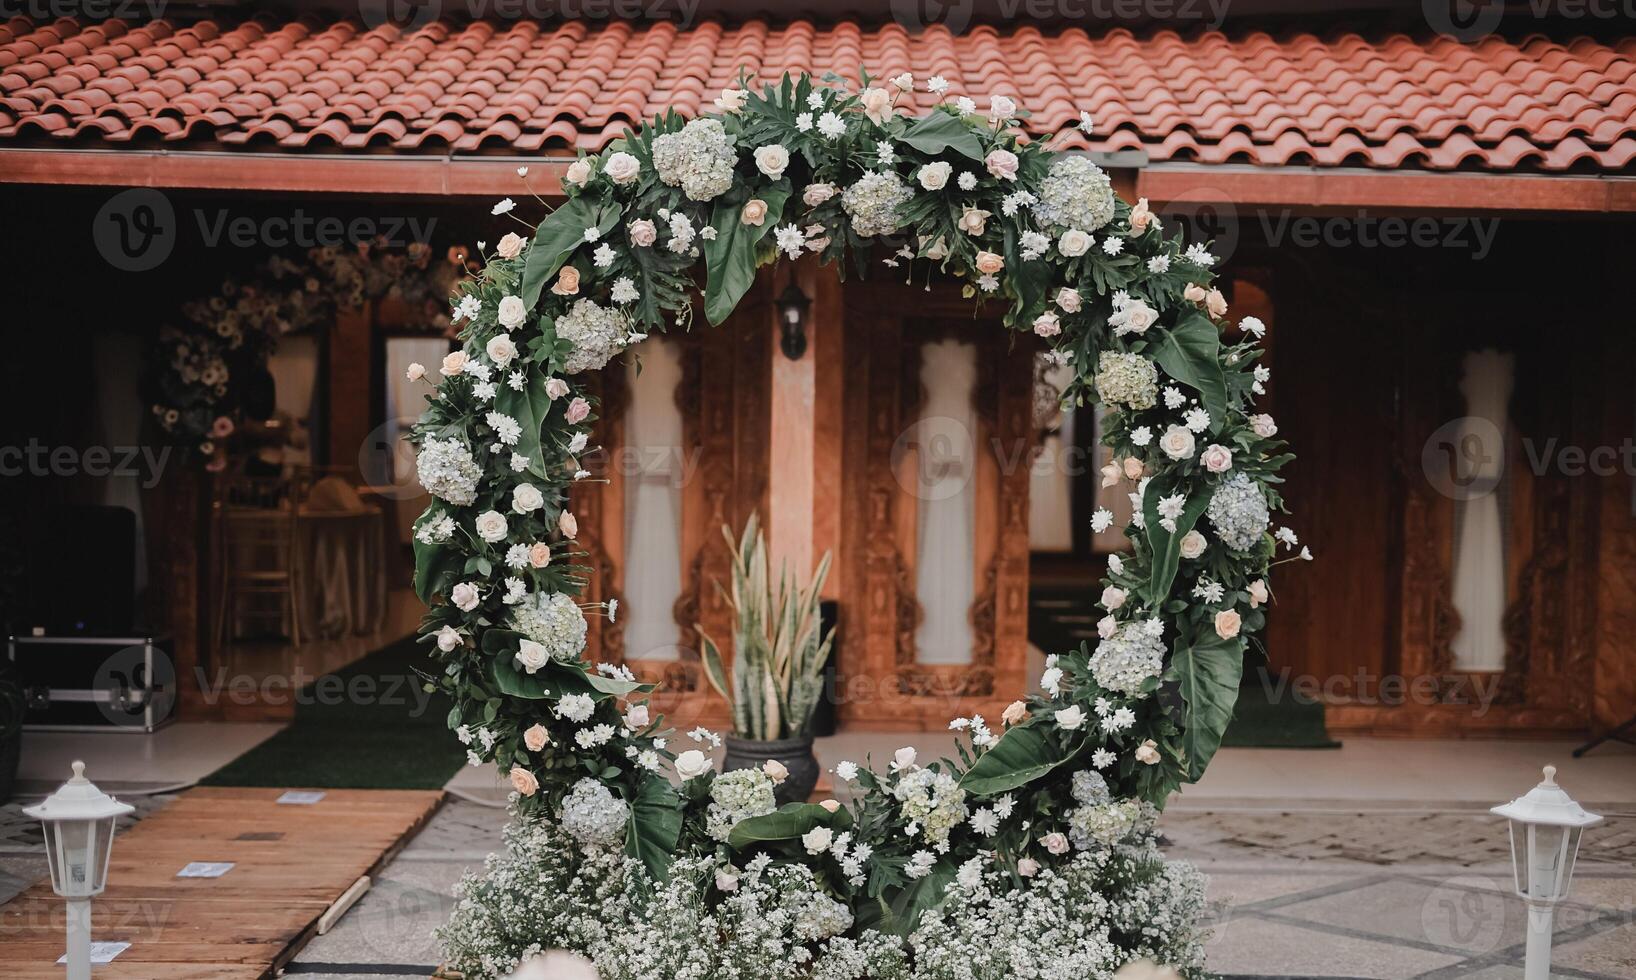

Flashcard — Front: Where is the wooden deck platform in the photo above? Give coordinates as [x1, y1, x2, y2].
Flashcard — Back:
[0, 786, 443, 979]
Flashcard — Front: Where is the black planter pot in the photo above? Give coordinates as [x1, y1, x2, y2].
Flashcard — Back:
[721, 734, 820, 805]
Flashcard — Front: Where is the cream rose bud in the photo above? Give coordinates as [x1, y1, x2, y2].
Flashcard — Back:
[475, 509, 509, 542]
[1129, 197, 1157, 232]
[1057, 229, 1092, 256]
[565, 397, 591, 423]
[922, 235, 949, 260]
[508, 766, 539, 796]
[974, 250, 1005, 275]
[1056, 287, 1082, 313]
[1205, 287, 1229, 318]
[802, 826, 835, 854]
[450, 582, 480, 611]
[818, 798, 841, 813]
[988, 94, 1018, 121]
[715, 87, 749, 113]
[1184, 282, 1208, 304]
[893, 746, 917, 770]
[435, 625, 461, 652]
[1247, 578, 1270, 608]
[496, 232, 526, 259]
[762, 759, 789, 784]
[1032, 311, 1061, 338]
[1159, 425, 1196, 460]
[917, 161, 952, 191]
[1122, 456, 1145, 480]
[958, 206, 990, 236]
[603, 150, 640, 184]
[984, 148, 1019, 181]
[523, 723, 549, 751]
[740, 199, 769, 226]
[440, 351, 468, 377]
[1200, 443, 1234, 473]
[515, 639, 549, 673]
[565, 158, 593, 186]
[891, 71, 914, 91]
[486, 333, 517, 367]
[406, 362, 426, 382]
[625, 704, 650, 729]
[545, 378, 570, 399]
[1001, 700, 1028, 726]
[1042, 831, 1070, 854]
[1179, 529, 1208, 560]
[1017, 857, 1041, 877]
[715, 867, 740, 892]
[558, 511, 579, 538]
[528, 543, 551, 568]
[497, 295, 527, 327]
[860, 87, 894, 125]
[674, 749, 712, 779]
[803, 182, 836, 206]
[1215, 608, 1243, 639]
[551, 265, 580, 296]
[1097, 615, 1118, 639]
[1134, 739, 1161, 765]
[1056, 704, 1086, 729]
[753, 144, 790, 179]
[1251, 413, 1278, 438]
[1101, 585, 1127, 610]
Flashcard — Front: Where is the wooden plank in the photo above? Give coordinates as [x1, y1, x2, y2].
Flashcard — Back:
[0, 787, 442, 978]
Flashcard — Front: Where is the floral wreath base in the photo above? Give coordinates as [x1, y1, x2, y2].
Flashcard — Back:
[412, 72, 1301, 977]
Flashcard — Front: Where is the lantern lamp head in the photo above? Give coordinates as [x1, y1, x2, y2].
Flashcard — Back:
[1491, 765, 1602, 906]
[22, 761, 134, 899]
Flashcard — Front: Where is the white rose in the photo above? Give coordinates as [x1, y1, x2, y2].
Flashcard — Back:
[1110, 298, 1158, 335]
[675, 749, 712, 779]
[565, 158, 593, 186]
[1001, 700, 1027, 726]
[802, 826, 834, 855]
[714, 87, 749, 113]
[892, 746, 917, 771]
[1200, 443, 1234, 474]
[1056, 704, 1086, 729]
[860, 87, 894, 125]
[603, 151, 640, 184]
[763, 759, 789, 784]
[1032, 311, 1061, 338]
[511, 483, 544, 514]
[450, 582, 480, 611]
[754, 144, 790, 179]
[1042, 831, 1070, 854]
[715, 867, 740, 892]
[440, 351, 467, 377]
[496, 232, 526, 259]
[1248, 579, 1270, 608]
[1056, 288, 1082, 313]
[917, 161, 952, 190]
[435, 626, 461, 652]
[1252, 414, 1278, 438]
[496, 295, 527, 329]
[988, 93, 1017, 121]
[406, 362, 426, 381]
[1159, 425, 1195, 460]
[1179, 530, 1208, 559]
[1101, 585, 1127, 610]
[1017, 857, 1040, 877]
[515, 639, 549, 674]
[1134, 739, 1162, 765]
[475, 510, 509, 543]
[485, 333, 517, 367]
[625, 704, 650, 729]
[1097, 615, 1117, 639]
[1058, 229, 1091, 256]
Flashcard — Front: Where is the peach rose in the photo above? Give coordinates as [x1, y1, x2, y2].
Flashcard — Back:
[551, 266, 581, 296]
[1247, 579, 1269, 608]
[1184, 283, 1208, 304]
[496, 232, 526, 259]
[565, 397, 590, 423]
[1200, 444, 1234, 474]
[1205, 288, 1228, 319]
[1129, 197, 1158, 233]
[1134, 739, 1161, 765]
[1002, 700, 1028, 726]
[958, 206, 990, 236]
[440, 351, 467, 377]
[523, 724, 549, 752]
[803, 183, 837, 206]
[974, 250, 1005, 275]
[860, 87, 895, 125]
[529, 543, 551, 568]
[1214, 609, 1242, 639]
[741, 199, 769, 226]
[509, 766, 540, 796]
[1122, 456, 1144, 480]
[818, 799, 841, 813]
[565, 158, 593, 186]
[558, 511, 579, 538]
[762, 759, 788, 784]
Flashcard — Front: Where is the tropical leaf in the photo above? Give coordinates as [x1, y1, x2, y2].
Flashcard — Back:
[411, 515, 462, 605]
[880, 860, 957, 936]
[520, 198, 619, 308]
[1140, 478, 1213, 605]
[491, 370, 554, 480]
[1172, 632, 1244, 780]
[625, 775, 683, 880]
[958, 724, 1078, 796]
[703, 184, 790, 325]
[899, 111, 985, 161]
[483, 630, 648, 701]
[727, 801, 853, 849]
[1150, 311, 1228, 423]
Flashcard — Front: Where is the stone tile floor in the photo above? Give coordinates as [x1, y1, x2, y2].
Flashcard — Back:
[3, 792, 1631, 978]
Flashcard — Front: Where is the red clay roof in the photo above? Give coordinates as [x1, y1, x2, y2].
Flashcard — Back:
[1, 16, 1633, 173]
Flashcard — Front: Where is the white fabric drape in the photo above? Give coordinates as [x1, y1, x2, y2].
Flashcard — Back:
[1450, 348, 1514, 673]
[266, 334, 320, 469]
[384, 337, 450, 482]
[913, 339, 977, 665]
[622, 339, 686, 661]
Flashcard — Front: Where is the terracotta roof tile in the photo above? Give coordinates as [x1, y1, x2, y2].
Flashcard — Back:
[0, 16, 1631, 172]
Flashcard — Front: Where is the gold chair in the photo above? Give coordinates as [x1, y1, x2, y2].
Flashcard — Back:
[213, 469, 310, 650]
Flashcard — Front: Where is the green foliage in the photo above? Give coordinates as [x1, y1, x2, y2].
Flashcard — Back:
[958, 723, 1079, 796]
[726, 800, 853, 849]
[1169, 632, 1245, 780]
[703, 183, 791, 324]
[625, 774, 684, 880]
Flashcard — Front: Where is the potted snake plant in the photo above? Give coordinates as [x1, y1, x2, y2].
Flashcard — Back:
[698, 515, 835, 804]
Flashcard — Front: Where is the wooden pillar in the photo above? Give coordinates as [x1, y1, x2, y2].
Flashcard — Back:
[327, 303, 374, 479]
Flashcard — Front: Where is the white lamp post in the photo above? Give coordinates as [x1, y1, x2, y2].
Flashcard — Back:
[1491, 764, 1602, 980]
[22, 761, 133, 980]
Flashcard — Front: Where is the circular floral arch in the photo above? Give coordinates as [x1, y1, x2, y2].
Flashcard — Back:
[415, 73, 1299, 976]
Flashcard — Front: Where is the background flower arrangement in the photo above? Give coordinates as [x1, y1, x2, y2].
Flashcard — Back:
[147, 240, 462, 468]
[411, 71, 1302, 977]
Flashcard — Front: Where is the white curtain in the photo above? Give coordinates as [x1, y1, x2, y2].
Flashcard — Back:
[384, 337, 450, 483]
[266, 334, 320, 469]
[623, 338, 686, 661]
[913, 339, 977, 665]
[1028, 357, 1075, 551]
[1450, 348, 1514, 673]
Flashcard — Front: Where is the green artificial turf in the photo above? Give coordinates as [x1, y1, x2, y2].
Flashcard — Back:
[1222, 666, 1342, 749]
[201, 636, 467, 789]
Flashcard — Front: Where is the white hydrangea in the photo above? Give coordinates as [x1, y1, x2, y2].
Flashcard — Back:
[555, 298, 629, 374]
[560, 777, 630, 846]
[415, 437, 482, 506]
[1091, 623, 1166, 696]
[892, 766, 968, 845]
[509, 592, 587, 663]
[841, 171, 914, 238]
[1093, 351, 1158, 410]
[1032, 156, 1117, 232]
[705, 768, 777, 842]
[1207, 472, 1271, 552]
[1072, 769, 1111, 806]
[650, 118, 736, 201]
[1067, 799, 1148, 851]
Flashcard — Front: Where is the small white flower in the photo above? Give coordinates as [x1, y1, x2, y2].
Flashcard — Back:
[492, 197, 516, 215]
[802, 826, 834, 855]
[1078, 110, 1095, 134]
[957, 171, 978, 191]
[817, 111, 846, 139]
[592, 243, 615, 267]
[834, 760, 859, 782]
[1091, 508, 1114, 533]
[927, 75, 949, 95]
[1102, 236, 1124, 256]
